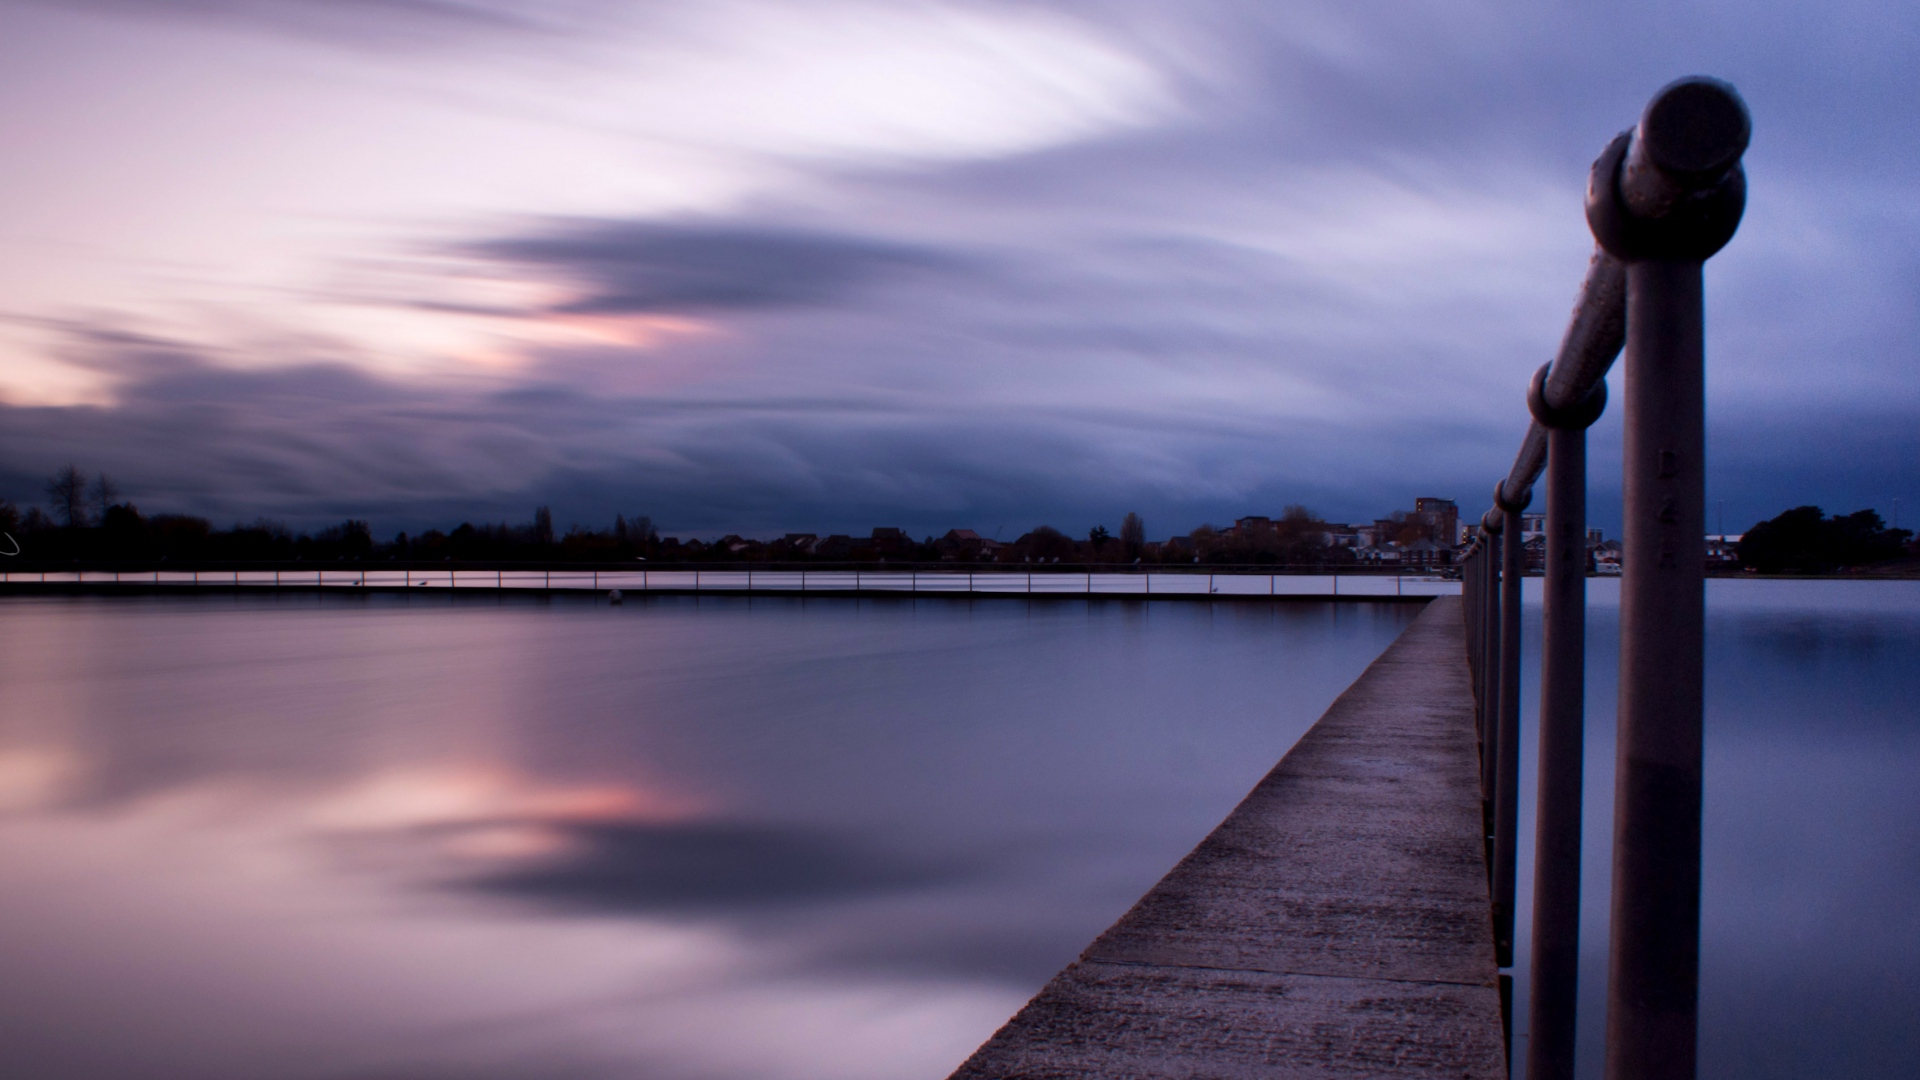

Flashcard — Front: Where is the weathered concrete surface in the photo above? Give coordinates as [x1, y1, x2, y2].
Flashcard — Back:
[950, 596, 1503, 1079]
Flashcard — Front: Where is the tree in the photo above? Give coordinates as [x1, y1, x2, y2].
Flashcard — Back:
[1089, 525, 1111, 545]
[1120, 512, 1145, 548]
[1025, 525, 1074, 561]
[532, 505, 554, 546]
[149, 514, 211, 558]
[334, 518, 374, 553]
[100, 503, 147, 553]
[46, 465, 87, 528]
[90, 472, 121, 522]
[1738, 505, 1912, 573]
[1829, 509, 1911, 566]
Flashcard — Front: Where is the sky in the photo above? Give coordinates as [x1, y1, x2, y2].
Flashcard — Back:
[0, 0, 1914, 541]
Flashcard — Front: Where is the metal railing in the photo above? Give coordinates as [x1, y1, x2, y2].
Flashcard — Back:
[0, 566, 1460, 600]
[1459, 77, 1749, 1080]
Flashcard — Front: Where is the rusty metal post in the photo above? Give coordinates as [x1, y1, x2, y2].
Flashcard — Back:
[1475, 541, 1491, 777]
[1525, 368, 1608, 1080]
[1587, 76, 1749, 1080]
[1479, 512, 1504, 799]
[1493, 483, 1529, 969]
[1474, 545, 1489, 672]
[1474, 541, 1489, 734]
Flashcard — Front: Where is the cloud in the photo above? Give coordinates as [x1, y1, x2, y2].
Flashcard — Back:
[1, 0, 1915, 537]
[40, 0, 1179, 164]
[468, 220, 956, 315]
[38, 0, 561, 48]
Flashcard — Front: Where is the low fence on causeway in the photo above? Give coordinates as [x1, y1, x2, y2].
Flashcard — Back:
[0, 567, 1456, 600]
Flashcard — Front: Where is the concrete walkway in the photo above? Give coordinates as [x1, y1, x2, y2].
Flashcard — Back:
[949, 595, 1504, 1079]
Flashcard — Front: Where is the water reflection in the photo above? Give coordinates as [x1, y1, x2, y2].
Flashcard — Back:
[1508, 579, 1920, 1080]
[0, 593, 1416, 1080]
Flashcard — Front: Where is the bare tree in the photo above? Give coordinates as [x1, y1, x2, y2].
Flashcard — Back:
[46, 465, 88, 528]
[1120, 512, 1145, 548]
[90, 472, 121, 522]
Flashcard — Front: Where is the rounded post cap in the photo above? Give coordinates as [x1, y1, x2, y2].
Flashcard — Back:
[1640, 76, 1751, 182]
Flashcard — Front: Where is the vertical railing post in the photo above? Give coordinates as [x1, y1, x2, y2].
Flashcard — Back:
[1494, 482, 1530, 974]
[1586, 77, 1749, 1080]
[1526, 367, 1608, 1080]
[1479, 512, 1504, 799]
[1464, 545, 1481, 732]
[1472, 540, 1489, 753]
[1613, 255, 1711, 1080]
[1476, 543, 1488, 756]
[1469, 554, 1479, 668]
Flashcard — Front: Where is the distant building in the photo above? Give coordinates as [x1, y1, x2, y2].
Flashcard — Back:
[870, 527, 910, 556]
[936, 529, 999, 561]
[777, 533, 821, 557]
[1399, 538, 1448, 568]
[1593, 540, 1622, 575]
[1414, 498, 1459, 551]
[814, 534, 856, 559]
[1705, 534, 1743, 568]
[1233, 515, 1275, 538]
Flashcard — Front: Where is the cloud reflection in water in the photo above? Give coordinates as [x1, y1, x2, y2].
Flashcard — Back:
[0, 593, 1415, 1079]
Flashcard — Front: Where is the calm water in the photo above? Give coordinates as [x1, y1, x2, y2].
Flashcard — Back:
[3, 585, 1915, 1079]
[0, 593, 1417, 1080]
[1508, 578, 1920, 1079]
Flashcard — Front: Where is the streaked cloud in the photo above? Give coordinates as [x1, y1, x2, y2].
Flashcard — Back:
[0, 0, 1913, 536]
[468, 220, 957, 315]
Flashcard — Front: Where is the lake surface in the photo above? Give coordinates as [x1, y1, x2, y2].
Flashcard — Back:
[1509, 578, 1920, 1079]
[2, 583, 1915, 1080]
[0, 593, 1417, 1080]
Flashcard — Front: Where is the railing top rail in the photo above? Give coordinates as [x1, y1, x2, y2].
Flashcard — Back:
[1479, 75, 1750, 528]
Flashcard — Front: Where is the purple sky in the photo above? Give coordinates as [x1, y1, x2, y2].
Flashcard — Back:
[0, 0, 1914, 540]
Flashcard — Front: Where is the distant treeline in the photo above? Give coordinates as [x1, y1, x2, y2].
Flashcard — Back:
[0, 501, 1340, 566]
[1737, 506, 1914, 574]
[2, 468, 1359, 567]
[7, 466, 1910, 573]
[5, 480, 657, 564]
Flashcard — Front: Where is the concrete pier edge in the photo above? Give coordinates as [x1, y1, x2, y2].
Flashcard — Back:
[949, 595, 1504, 1079]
